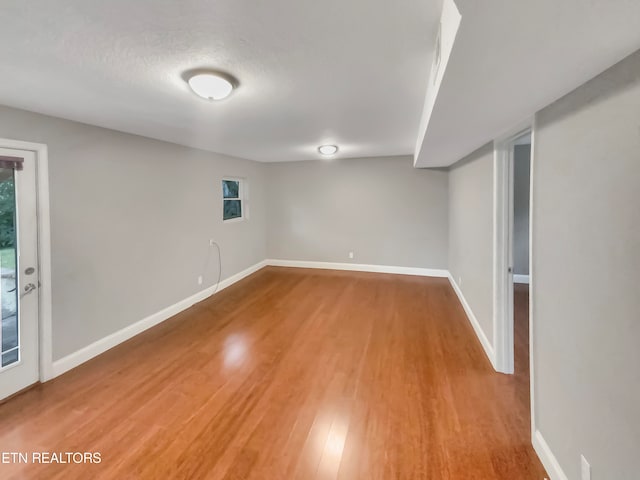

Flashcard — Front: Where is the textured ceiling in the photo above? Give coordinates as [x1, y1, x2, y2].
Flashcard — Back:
[415, 0, 640, 167]
[0, 0, 440, 162]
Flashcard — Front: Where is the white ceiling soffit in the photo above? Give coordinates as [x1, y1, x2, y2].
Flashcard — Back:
[414, 0, 640, 168]
[0, 0, 440, 163]
[414, 0, 461, 161]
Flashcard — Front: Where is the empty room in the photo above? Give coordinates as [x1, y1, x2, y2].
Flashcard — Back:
[0, 1, 638, 479]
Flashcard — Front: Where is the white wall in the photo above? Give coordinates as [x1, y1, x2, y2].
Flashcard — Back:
[266, 156, 449, 269]
[0, 105, 267, 360]
[532, 49, 640, 480]
[447, 143, 494, 355]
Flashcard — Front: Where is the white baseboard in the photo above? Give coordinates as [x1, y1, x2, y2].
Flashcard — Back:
[51, 260, 267, 379]
[266, 259, 449, 278]
[514, 274, 530, 284]
[447, 275, 496, 369]
[532, 430, 568, 480]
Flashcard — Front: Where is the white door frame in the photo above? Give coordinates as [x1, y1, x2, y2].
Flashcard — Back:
[492, 119, 533, 375]
[0, 138, 53, 383]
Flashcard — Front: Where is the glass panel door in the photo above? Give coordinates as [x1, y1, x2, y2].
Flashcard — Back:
[0, 167, 19, 368]
[0, 147, 39, 401]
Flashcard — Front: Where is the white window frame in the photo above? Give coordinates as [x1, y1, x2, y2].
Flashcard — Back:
[222, 177, 245, 223]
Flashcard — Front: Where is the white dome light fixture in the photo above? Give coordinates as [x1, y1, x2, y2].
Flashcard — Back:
[318, 145, 339, 156]
[187, 72, 235, 101]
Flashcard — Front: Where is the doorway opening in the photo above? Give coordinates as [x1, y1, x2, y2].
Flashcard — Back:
[493, 122, 535, 432]
[512, 133, 531, 383]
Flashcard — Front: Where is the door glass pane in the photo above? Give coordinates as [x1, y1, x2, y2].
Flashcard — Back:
[0, 167, 18, 367]
[2, 349, 18, 367]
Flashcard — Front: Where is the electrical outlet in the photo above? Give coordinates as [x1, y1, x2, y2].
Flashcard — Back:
[197, 276, 203, 285]
[581, 455, 591, 480]
[348, 252, 354, 259]
[209, 239, 215, 247]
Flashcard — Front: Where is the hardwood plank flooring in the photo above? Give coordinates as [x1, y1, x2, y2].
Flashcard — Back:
[0, 267, 547, 479]
[514, 283, 532, 404]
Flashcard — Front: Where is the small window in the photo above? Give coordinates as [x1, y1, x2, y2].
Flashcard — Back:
[222, 178, 243, 221]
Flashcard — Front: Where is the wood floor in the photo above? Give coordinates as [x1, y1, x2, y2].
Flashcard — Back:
[0, 267, 546, 479]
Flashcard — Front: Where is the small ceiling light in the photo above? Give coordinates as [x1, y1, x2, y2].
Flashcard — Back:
[187, 72, 234, 101]
[318, 145, 339, 156]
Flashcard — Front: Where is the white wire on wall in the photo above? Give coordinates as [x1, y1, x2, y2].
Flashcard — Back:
[201, 240, 222, 295]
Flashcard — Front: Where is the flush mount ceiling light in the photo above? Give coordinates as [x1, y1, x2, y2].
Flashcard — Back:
[318, 145, 339, 156]
[187, 72, 235, 101]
